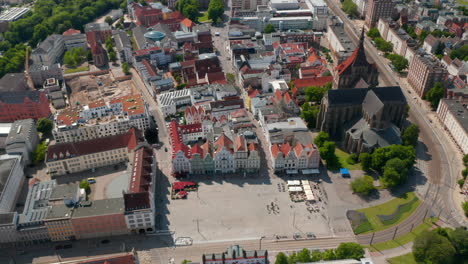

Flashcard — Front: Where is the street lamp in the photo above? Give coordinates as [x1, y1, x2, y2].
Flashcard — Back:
[259, 236, 266, 250]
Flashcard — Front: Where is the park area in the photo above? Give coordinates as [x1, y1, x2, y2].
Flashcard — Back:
[387, 253, 417, 264]
[347, 192, 421, 234]
[335, 149, 362, 170]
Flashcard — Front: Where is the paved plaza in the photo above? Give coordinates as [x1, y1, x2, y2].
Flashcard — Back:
[164, 176, 333, 243]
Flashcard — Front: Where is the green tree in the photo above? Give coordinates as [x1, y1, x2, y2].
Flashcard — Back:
[300, 103, 319, 129]
[413, 231, 456, 264]
[226, 73, 235, 84]
[350, 175, 375, 195]
[79, 179, 91, 195]
[310, 250, 322, 261]
[296, 249, 311, 263]
[144, 127, 158, 144]
[275, 252, 288, 264]
[402, 124, 420, 147]
[418, 30, 430, 43]
[320, 141, 339, 169]
[381, 158, 409, 187]
[367, 28, 380, 39]
[181, 260, 192, 264]
[304, 83, 331, 103]
[335, 242, 364, 260]
[448, 227, 468, 257]
[463, 202, 468, 217]
[385, 53, 408, 72]
[359, 153, 372, 171]
[36, 118, 53, 135]
[425, 82, 444, 109]
[342, 0, 358, 17]
[207, 0, 224, 23]
[108, 50, 117, 62]
[32, 141, 47, 164]
[346, 153, 358, 165]
[314, 131, 330, 148]
[264, 24, 276, 34]
[374, 37, 393, 53]
[176, 0, 200, 22]
[122, 62, 130, 75]
[63, 47, 86, 68]
[105, 16, 113, 26]
[449, 45, 468, 61]
[321, 249, 336, 260]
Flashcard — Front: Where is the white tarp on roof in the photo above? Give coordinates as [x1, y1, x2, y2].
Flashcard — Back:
[287, 180, 301, 186]
[303, 185, 312, 191]
[288, 186, 303, 192]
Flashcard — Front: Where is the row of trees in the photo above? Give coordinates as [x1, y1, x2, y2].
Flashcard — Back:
[385, 53, 409, 72]
[299, 82, 332, 129]
[0, 0, 125, 78]
[366, 28, 393, 53]
[275, 243, 364, 264]
[341, 0, 358, 18]
[105, 36, 117, 63]
[425, 82, 444, 110]
[413, 227, 468, 264]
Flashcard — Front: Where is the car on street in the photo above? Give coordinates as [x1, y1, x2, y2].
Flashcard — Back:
[87, 178, 96, 184]
[164, 147, 168, 152]
[215, 32, 220, 36]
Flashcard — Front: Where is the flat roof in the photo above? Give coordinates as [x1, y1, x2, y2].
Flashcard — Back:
[0, 158, 18, 200]
[0, 7, 30, 22]
[73, 198, 124, 218]
[49, 183, 78, 201]
[45, 204, 73, 220]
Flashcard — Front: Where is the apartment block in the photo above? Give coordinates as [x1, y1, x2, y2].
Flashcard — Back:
[407, 55, 447, 97]
[365, 0, 395, 28]
[437, 99, 468, 154]
[53, 94, 150, 143]
[46, 128, 142, 177]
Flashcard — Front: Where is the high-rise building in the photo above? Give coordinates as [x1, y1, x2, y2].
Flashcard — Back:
[365, 0, 395, 28]
[407, 55, 447, 97]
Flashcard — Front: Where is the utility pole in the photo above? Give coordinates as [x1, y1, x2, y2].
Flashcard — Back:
[369, 232, 375, 245]
[392, 226, 398, 240]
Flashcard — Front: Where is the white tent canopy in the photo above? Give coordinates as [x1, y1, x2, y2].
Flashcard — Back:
[287, 180, 301, 186]
[305, 190, 315, 201]
[288, 186, 303, 192]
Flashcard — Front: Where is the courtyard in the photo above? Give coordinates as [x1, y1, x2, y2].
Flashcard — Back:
[164, 176, 334, 243]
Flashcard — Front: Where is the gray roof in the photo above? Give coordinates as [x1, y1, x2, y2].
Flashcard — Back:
[113, 30, 132, 52]
[0, 91, 42, 104]
[45, 204, 73, 220]
[19, 180, 56, 224]
[0, 73, 28, 92]
[32, 34, 63, 55]
[73, 197, 124, 218]
[346, 118, 402, 149]
[441, 99, 468, 132]
[0, 158, 18, 200]
[85, 23, 111, 33]
[6, 119, 36, 146]
[362, 90, 384, 117]
[49, 183, 78, 201]
[327, 86, 406, 106]
[132, 26, 148, 50]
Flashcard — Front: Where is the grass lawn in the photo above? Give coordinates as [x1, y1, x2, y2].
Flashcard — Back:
[387, 253, 417, 264]
[356, 192, 421, 234]
[198, 12, 212, 23]
[369, 218, 438, 252]
[456, 0, 468, 5]
[335, 148, 362, 170]
[64, 65, 89, 74]
[130, 36, 139, 51]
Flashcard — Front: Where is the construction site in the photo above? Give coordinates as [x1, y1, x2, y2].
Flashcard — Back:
[66, 73, 138, 107]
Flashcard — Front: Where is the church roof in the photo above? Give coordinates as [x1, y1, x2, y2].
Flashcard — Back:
[362, 90, 384, 117]
[335, 28, 374, 76]
[327, 86, 406, 106]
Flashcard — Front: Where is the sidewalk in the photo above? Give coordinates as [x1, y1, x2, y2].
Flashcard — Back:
[369, 243, 413, 264]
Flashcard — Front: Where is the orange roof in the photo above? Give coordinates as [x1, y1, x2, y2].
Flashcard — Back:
[235, 135, 246, 152]
[293, 76, 333, 89]
[249, 143, 257, 152]
[120, 94, 146, 116]
[248, 89, 260, 98]
[281, 143, 291, 156]
[214, 133, 233, 154]
[284, 92, 293, 104]
[271, 144, 281, 158]
[88, 99, 106, 109]
[56, 107, 81, 127]
[294, 144, 304, 157]
[181, 18, 195, 28]
[63, 28, 81, 36]
[191, 143, 204, 158]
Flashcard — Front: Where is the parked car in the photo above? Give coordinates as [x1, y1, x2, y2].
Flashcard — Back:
[87, 178, 96, 184]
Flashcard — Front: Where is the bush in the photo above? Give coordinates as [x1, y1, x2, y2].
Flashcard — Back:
[463, 202, 468, 217]
[459, 178, 466, 189]
[79, 179, 90, 195]
[32, 141, 47, 165]
[350, 175, 375, 195]
[335, 242, 364, 260]
[36, 118, 53, 135]
[346, 153, 358, 165]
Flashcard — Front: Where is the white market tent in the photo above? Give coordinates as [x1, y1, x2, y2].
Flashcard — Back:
[305, 190, 315, 201]
[303, 185, 312, 191]
[288, 186, 303, 192]
[287, 180, 301, 186]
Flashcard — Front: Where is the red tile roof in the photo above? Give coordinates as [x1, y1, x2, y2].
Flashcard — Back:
[249, 143, 257, 152]
[235, 135, 246, 152]
[47, 128, 142, 162]
[56, 107, 81, 127]
[293, 76, 333, 89]
[63, 28, 81, 36]
[142, 59, 157, 77]
[181, 18, 195, 28]
[179, 123, 202, 134]
[214, 133, 234, 154]
[124, 192, 150, 211]
[129, 146, 153, 193]
[88, 99, 106, 109]
[191, 143, 204, 158]
[271, 143, 281, 158]
[281, 143, 292, 156]
[173, 142, 191, 158]
[74, 253, 135, 264]
[248, 89, 260, 98]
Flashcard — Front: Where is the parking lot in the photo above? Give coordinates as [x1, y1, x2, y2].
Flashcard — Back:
[165, 176, 333, 242]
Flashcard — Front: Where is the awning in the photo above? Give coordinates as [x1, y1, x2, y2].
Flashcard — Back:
[288, 186, 303, 192]
[302, 169, 320, 174]
[287, 180, 301, 186]
[286, 170, 299, 175]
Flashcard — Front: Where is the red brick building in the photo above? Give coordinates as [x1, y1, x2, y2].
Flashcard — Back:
[85, 23, 112, 44]
[0, 91, 51, 122]
[71, 198, 129, 239]
[134, 4, 164, 27]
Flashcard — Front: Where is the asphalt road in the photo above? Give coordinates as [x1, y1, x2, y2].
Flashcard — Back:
[325, 0, 466, 242]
